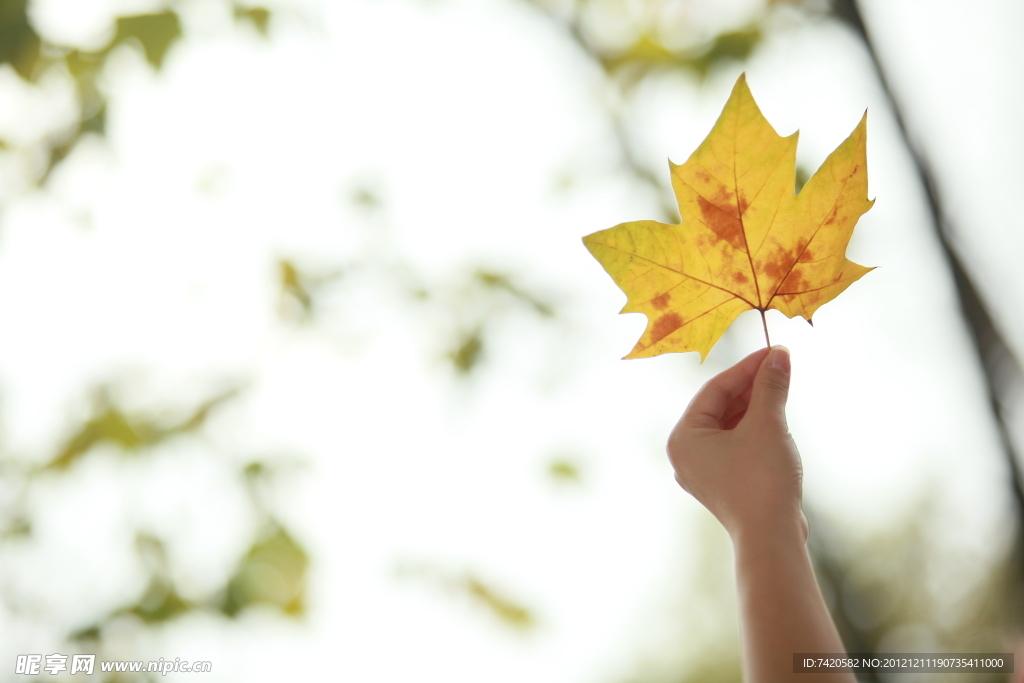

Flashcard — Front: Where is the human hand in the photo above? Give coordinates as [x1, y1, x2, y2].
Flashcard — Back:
[667, 346, 808, 544]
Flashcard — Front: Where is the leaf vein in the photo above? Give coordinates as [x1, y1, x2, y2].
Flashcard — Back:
[602, 242, 756, 308]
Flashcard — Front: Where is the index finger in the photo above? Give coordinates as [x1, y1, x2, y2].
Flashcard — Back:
[679, 347, 770, 430]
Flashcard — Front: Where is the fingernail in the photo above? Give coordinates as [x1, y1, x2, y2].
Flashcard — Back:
[767, 345, 790, 373]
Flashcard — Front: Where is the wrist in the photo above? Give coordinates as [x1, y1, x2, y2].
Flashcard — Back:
[728, 508, 808, 550]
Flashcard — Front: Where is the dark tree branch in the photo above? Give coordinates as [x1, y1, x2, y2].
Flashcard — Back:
[832, 0, 1024, 608]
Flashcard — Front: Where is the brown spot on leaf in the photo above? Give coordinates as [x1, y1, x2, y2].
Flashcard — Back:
[737, 193, 749, 215]
[694, 169, 711, 183]
[650, 313, 683, 344]
[697, 196, 746, 252]
[732, 272, 749, 284]
[761, 243, 792, 281]
[781, 269, 809, 293]
[824, 207, 839, 226]
[799, 248, 815, 263]
[651, 292, 671, 310]
[713, 186, 734, 203]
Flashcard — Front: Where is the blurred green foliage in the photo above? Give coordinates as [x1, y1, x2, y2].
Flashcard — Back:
[12, 381, 313, 654]
[222, 521, 309, 617]
[547, 458, 582, 483]
[294, 183, 562, 375]
[0, 0, 40, 81]
[436, 269, 557, 375]
[464, 574, 535, 630]
[47, 385, 240, 471]
[448, 328, 485, 374]
[598, 28, 761, 86]
[112, 12, 183, 69]
[126, 533, 193, 625]
[278, 258, 346, 325]
[794, 165, 811, 194]
[66, 505, 309, 649]
[0, 0, 306, 667]
[475, 269, 555, 319]
[0, 0, 272, 184]
[235, 6, 272, 36]
[397, 561, 537, 631]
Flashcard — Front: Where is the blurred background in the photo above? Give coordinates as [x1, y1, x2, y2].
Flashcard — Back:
[0, 0, 1022, 680]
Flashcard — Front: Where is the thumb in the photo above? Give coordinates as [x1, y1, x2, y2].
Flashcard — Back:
[746, 345, 791, 426]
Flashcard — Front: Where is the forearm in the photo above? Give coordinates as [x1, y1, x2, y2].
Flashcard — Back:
[732, 520, 855, 683]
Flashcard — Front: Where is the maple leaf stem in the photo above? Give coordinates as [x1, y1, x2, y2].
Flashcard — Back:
[759, 309, 771, 348]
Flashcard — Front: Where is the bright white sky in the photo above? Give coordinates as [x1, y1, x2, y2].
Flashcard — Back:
[1, 0, 1023, 680]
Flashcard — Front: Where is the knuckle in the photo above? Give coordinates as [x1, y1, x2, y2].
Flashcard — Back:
[758, 375, 789, 396]
[761, 376, 790, 393]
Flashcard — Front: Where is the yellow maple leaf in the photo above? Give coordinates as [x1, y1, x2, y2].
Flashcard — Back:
[583, 73, 874, 361]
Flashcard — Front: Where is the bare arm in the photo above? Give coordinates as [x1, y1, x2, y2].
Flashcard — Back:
[667, 346, 855, 683]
